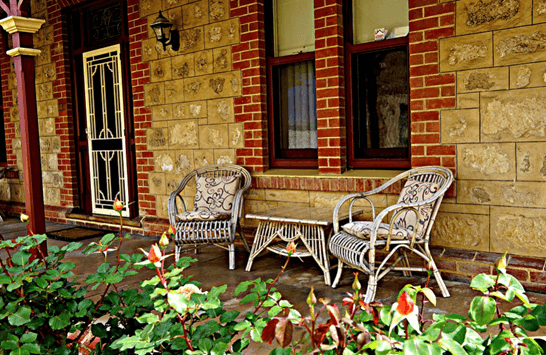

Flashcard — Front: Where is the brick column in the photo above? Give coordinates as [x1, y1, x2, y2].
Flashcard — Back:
[314, 0, 346, 174]
[409, 0, 456, 169]
[231, 0, 269, 173]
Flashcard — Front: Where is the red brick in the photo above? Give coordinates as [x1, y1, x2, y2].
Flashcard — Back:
[409, 8, 423, 20]
[412, 111, 439, 121]
[410, 54, 424, 66]
[426, 97, 456, 109]
[427, 145, 455, 155]
[409, 32, 423, 43]
[409, 0, 438, 9]
[411, 145, 425, 156]
[412, 133, 440, 144]
[425, 73, 455, 86]
[410, 77, 424, 88]
[424, 2, 455, 17]
[411, 100, 424, 110]
[530, 271, 546, 284]
[410, 41, 438, 54]
[440, 14, 455, 26]
[410, 17, 439, 31]
[425, 27, 455, 40]
[425, 52, 438, 63]
[411, 87, 439, 99]
[508, 256, 546, 270]
[426, 121, 440, 132]
[441, 86, 456, 97]
[410, 64, 438, 77]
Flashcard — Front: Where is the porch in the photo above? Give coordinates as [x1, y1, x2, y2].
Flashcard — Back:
[2, 216, 545, 353]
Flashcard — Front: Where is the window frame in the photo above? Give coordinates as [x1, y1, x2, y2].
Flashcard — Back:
[266, 1, 318, 169]
[345, 1, 411, 169]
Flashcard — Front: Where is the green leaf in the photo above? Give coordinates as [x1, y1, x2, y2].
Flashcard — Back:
[470, 274, 495, 293]
[136, 313, 159, 324]
[235, 281, 251, 296]
[11, 251, 31, 266]
[58, 262, 76, 272]
[439, 337, 468, 355]
[421, 287, 437, 306]
[49, 311, 71, 330]
[442, 322, 467, 344]
[234, 320, 251, 331]
[220, 310, 239, 324]
[21, 343, 40, 354]
[241, 293, 258, 304]
[268, 306, 282, 318]
[20, 332, 37, 343]
[469, 296, 496, 326]
[8, 306, 31, 326]
[515, 314, 540, 332]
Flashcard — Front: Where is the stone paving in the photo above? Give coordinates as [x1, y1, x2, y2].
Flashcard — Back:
[1, 217, 545, 353]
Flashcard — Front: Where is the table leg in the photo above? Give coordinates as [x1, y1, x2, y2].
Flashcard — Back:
[245, 221, 282, 272]
[299, 225, 331, 285]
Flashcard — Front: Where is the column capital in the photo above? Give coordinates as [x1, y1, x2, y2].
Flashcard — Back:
[0, 15, 45, 34]
[7, 47, 41, 57]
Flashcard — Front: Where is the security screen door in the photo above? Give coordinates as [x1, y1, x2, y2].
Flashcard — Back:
[82, 44, 130, 217]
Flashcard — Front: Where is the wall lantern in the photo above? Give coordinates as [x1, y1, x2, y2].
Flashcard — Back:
[150, 11, 180, 51]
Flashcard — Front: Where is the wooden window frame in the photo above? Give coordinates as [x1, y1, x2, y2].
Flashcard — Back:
[266, 1, 318, 169]
[344, 1, 411, 170]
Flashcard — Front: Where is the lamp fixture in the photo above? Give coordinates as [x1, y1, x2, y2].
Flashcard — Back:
[150, 10, 179, 51]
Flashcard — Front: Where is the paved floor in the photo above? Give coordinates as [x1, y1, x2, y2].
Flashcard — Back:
[1, 217, 545, 353]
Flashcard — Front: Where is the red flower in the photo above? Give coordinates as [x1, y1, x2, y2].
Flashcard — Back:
[286, 241, 296, 256]
[159, 232, 169, 249]
[168, 224, 176, 237]
[113, 199, 124, 213]
[148, 244, 161, 264]
[396, 291, 414, 316]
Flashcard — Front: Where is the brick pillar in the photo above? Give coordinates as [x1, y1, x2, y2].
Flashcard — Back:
[231, 0, 269, 173]
[409, 0, 456, 169]
[314, 0, 346, 174]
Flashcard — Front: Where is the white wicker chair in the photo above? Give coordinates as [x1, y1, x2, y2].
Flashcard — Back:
[328, 166, 453, 302]
[168, 164, 251, 269]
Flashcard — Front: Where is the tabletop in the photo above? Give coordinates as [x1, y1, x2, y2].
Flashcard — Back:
[246, 206, 361, 226]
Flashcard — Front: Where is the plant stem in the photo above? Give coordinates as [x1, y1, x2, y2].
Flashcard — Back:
[253, 256, 291, 314]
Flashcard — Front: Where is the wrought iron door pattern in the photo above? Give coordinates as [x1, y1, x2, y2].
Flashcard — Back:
[82, 44, 129, 217]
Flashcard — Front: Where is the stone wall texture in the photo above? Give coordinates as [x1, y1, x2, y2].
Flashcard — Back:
[0, 0, 544, 291]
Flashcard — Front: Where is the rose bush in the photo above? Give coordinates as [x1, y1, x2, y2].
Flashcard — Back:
[1, 203, 546, 354]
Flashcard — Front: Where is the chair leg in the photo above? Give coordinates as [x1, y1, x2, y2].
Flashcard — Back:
[238, 222, 250, 252]
[174, 244, 181, 262]
[363, 274, 378, 303]
[401, 250, 412, 277]
[331, 261, 344, 288]
[424, 245, 450, 298]
[228, 243, 235, 270]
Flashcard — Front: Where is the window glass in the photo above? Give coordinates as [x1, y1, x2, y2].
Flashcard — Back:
[351, 46, 409, 159]
[353, 0, 408, 44]
[274, 60, 317, 153]
[273, 0, 315, 56]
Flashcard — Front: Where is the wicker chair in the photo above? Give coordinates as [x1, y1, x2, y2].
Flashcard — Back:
[168, 164, 251, 269]
[328, 166, 453, 302]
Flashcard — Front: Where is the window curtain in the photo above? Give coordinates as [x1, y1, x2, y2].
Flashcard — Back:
[281, 61, 317, 149]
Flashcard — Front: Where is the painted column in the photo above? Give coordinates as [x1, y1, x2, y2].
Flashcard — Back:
[0, 16, 46, 251]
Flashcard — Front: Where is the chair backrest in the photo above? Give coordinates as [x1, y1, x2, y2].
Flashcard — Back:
[390, 166, 453, 239]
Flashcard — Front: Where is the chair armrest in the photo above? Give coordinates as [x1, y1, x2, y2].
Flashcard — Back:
[333, 192, 377, 233]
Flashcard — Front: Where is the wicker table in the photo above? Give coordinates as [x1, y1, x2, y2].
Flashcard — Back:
[245, 206, 361, 285]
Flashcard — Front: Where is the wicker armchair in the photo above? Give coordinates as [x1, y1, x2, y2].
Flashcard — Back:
[328, 166, 453, 302]
[168, 164, 251, 269]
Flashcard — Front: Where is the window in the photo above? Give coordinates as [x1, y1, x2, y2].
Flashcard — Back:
[267, 0, 317, 168]
[346, 0, 410, 169]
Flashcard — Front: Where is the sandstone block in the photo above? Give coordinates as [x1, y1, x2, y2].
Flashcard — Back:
[44, 187, 60, 206]
[213, 46, 231, 72]
[144, 83, 165, 106]
[229, 123, 244, 148]
[37, 82, 53, 102]
[441, 109, 480, 143]
[199, 124, 229, 148]
[32, 0, 47, 13]
[172, 53, 195, 78]
[516, 142, 546, 181]
[439, 202, 490, 215]
[166, 6, 183, 31]
[209, 0, 229, 22]
[481, 87, 546, 142]
[142, 39, 158, 62]
[214, 148, 234, 164]
[195, 49, 213, 75]
[163, 0, 189, 10]
[7, 72, 16, 90]
[35, 44, 50, 66]
[266, 189, 310, 204]
[164, 79, 185, 104]
[457, 67, 508, 93]
[246, 188, 265, 201]
[172, 101, 207, 119]
[243, 200, 279, 227]
[147, 128, 168, 149]
[456, 0, 531, 35]
[208, 98, 234, 123]
[149, 172, 166, 195]
[509, 62, 546, 88]
[457, 143, 516, 180]
[440, 32, 493, 72]
[169, 120, 199, 148]
[154, 151, 176, 172]
[184, 71, 241, 100]
[173, 150, 195, 175]
[150, 58, 173, 82]
[140, 0, 162, 17]
[491, 206, 546, 257]
[431, 212, 490, 252]
[152, 104, 173, 121]
[458, 180, 546, 207]
[534, 0, 546, 24]
[36, 63, 56, 83]
[183, 0, 209, 29]
[155, 194, 169, 219]
[494, 23, 546, 66]
[193, 149, 214, 167]
[178, 27, 205, 55]
[204, 18, 240, 49]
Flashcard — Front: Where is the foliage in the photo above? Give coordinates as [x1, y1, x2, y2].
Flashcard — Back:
[263, 253, 546, 355]
[1, 208, 546, 355]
